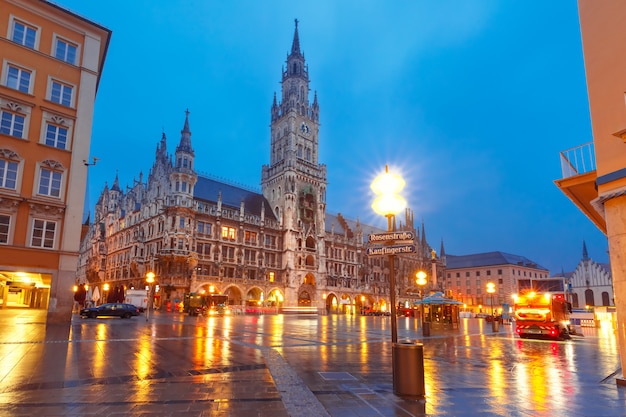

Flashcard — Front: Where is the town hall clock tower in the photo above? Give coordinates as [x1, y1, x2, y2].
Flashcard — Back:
[261, 20, 327, 307]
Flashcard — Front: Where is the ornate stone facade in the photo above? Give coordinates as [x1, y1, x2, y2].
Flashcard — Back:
[76, 21, 443, 313]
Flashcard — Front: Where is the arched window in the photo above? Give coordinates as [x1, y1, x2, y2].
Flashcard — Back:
[584, 289, 595, 307]
[602, 291, 611, 306]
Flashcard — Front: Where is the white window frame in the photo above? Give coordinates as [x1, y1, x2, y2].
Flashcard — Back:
[0, 213, 11, 245]
[40, 112, 74, 151]
[35, 160, 65, 200]
[0, 110, 25, 138]
[9, 16, 40, 49]
[0, 99, 32, 140]
[48, 78, 75, 107]
[3, 60, 34, 94]
[52, 34, 80, 65]
[30, 218, 57, 249]
[0, 158, 19, 190]
[0, 149, 22, 194]
[44, 123, 68, 149]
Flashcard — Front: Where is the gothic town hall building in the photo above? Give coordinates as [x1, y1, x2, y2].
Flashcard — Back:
[76, 21, 444, 313]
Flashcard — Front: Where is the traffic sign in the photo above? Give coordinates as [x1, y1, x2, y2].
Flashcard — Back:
[368, 231, 414, 243]
[366, 245, 416, 256]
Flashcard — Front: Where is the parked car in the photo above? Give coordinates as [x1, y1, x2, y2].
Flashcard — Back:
[80, 303, 140, 319]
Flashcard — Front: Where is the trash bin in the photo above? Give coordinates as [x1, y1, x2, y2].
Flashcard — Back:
[422, 321, 430, 337]
[392, 342, 425, 398]
[492, 319, 500, 332]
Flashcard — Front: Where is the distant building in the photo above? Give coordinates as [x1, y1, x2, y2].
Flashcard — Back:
[557, 241, 613, 308]
[445, 252, 550, 313]
[76, 21, 444, 313]
[0, 0, 111, 322]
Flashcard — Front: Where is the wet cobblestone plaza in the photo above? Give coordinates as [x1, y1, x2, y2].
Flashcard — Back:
[0, 310, 624, 416]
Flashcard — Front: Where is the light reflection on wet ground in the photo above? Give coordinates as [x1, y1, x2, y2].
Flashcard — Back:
[0, 310, 623, 416]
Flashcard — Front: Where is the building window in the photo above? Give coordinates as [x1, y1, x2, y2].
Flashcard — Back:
[31, 219, 56, 248]
[54, 38, 77, 64]
[0, 111, 25, 138]
[244, 249, 256, 263]
[197, 221, 211, 235]
[6, 64, 31, 93]
[45, 123, 68, 149]
[476, 271, 481, 276]
[245, 231, 257, 244]
[265, 235, 277, 248]
[223, 246, 235, 262]
[38, 167, 62, 197]
[269, 272, 275, 282]
[486, 270, 491, 276]
[50, 80, 73, 106]
[0, 214, 9, 244]
[0, 158, 18, 189]
[498, 269, 502, 275]
[11, 20, 37, 48]
[221, 226, 236, 241]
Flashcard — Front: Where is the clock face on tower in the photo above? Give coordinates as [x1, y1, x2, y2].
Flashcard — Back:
[300, 122, 310, 135]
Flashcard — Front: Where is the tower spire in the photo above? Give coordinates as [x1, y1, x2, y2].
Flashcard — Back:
[291, 18, 301, 55]
[582, 240, 589, 261]
[176, 108, 194, 155]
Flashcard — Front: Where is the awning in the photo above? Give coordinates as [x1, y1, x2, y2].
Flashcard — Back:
[413, 292, 463, 305]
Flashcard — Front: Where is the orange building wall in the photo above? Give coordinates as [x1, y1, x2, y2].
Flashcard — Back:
[578, 2, 626, 185]
[0, 0, 110, 322]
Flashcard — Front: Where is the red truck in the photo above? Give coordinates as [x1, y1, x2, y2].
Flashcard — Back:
[514, 291, 573, 340]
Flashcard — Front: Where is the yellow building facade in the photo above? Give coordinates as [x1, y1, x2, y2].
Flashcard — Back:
[0, 0, 110, 322]
[555, 2, 626, 383]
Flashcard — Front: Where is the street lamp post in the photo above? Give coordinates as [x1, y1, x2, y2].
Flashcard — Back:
[486, 282, 498, 332]
[371, 165, 407, 344]
[416, 270, 429, 337]
[372, 165, 424, 399]
[103, 283, 110, 305]
[146, 272, 155, 322]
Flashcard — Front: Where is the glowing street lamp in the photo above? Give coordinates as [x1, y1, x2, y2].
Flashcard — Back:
[372, 165, 425, 399]
[486, 282, 498, 332]
[416, 270, 429, 336]
[371, 165, 407, 343]
[486, 282, 495, 316]
[103, 283, 110, 304]
[146, 272, 155, 321]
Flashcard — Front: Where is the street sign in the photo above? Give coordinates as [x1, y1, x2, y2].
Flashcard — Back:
[368, 231, 414, 243]
[366, 245, 416, 256]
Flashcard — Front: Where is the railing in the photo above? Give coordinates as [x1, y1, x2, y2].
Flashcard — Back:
[559, 142, 596, 179]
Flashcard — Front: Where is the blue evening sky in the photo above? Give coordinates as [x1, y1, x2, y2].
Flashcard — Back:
[59, 1, 608, 274]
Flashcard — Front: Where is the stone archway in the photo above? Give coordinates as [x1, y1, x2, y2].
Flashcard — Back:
[325, 293, 339, 314]
[298, 283, 316, 306]
[223, 285, 243, 305]
[246, 287, 263, 306]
